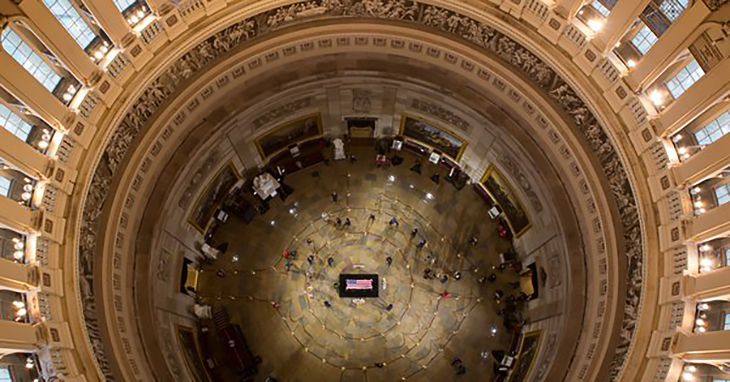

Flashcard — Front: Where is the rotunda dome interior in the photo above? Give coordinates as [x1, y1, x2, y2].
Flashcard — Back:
[0, 0, 729, 382]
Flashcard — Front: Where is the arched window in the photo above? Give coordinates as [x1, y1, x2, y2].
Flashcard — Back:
[1, 28, 61, 92]
[0, 104, 33, 142]
[42, 0, 98, 49]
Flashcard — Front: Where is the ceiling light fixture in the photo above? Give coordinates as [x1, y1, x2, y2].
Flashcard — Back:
[649, 90, 664, 106]
[587, 19, 604, 32]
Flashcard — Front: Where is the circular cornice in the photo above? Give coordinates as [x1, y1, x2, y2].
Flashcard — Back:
[71, 2, 648, 381]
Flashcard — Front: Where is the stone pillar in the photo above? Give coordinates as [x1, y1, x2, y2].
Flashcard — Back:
[0, 321, 40, 355]
[0, 128, 51, 179]
[17, 0, 100, 85]
[0, 51, 72, 131]
[83, 0, 133, 47]
[674, 330, 730, 361]
[683, 267, 730, 301]
[553, 0, 585, 20]
[625, 2, 712, 91]
[593, 0, 652, 53]
[684, 203, 730, 242]
[656, 59, 730, 137]
[671, 134, 730, 186]
[0, 259, 37, 293]
[0, 197, 35, 234]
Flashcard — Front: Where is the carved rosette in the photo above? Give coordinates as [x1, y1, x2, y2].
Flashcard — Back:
[78, 0, 644, 379]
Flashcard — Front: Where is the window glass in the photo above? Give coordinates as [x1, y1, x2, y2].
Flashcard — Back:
[1, 29, 61, 92]
[631, 25, 658, 55]
[0, 368, 11, 382]
[660, 0, 689, 21]
[0, 176, 11, 197]
[695, 111, 730, 146]
[665, 59, 704, 99]
[0, 104, 32, 142]
[724, 313, 730, 331]
[715, 183, 730, 206]
[591, 1, 611, 16]
[42, 0, 97, 49]
[113, 0, 137, 12]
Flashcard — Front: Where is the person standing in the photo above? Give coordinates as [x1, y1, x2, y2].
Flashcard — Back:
[331, 191, 338, 202]
[386, 256, 393, 266]
[411, 228, 419, 237]
[344, 218, 351, 228]
[389, 217, 399, 228]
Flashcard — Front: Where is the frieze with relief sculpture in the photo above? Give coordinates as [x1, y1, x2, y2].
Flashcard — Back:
[252, 97, 314, 129]
[78, 0, 644, 379]
[410, 99, 470, 132]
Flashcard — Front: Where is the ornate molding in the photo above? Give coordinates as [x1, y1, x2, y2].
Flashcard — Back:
[702, 0, 729, 11]
[78, 1, 644, 380]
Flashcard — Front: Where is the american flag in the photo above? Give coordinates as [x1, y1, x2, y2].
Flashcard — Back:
[346, 279, 373, 290]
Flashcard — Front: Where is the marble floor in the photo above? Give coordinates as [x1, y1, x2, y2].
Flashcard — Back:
[198, 146, 520, 381]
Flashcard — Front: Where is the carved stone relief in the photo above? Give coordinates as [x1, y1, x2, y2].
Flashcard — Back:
[410, 98, 470, 132]
[252, 97, 314, 129]
[498, 154, 543, 213]
[352, 89, 372, 113]
[160, 328, 182, 378]
[178, 151, 221, 209]
[547, 253, 562, 289]
[702, 0, 729, 11]
[79, 1, 645, 379]
[534, 332, 558, 381]
[156, 250, 172, 282]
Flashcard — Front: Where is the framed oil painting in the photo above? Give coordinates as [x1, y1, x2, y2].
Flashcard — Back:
[255, 113, 323, 158]
[189, 161, 240, 232]
[176, 325, 210, 382]
[509, 330, 542, 382]
[399, 115, 467, 160]
[480, 164, 531, 237]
